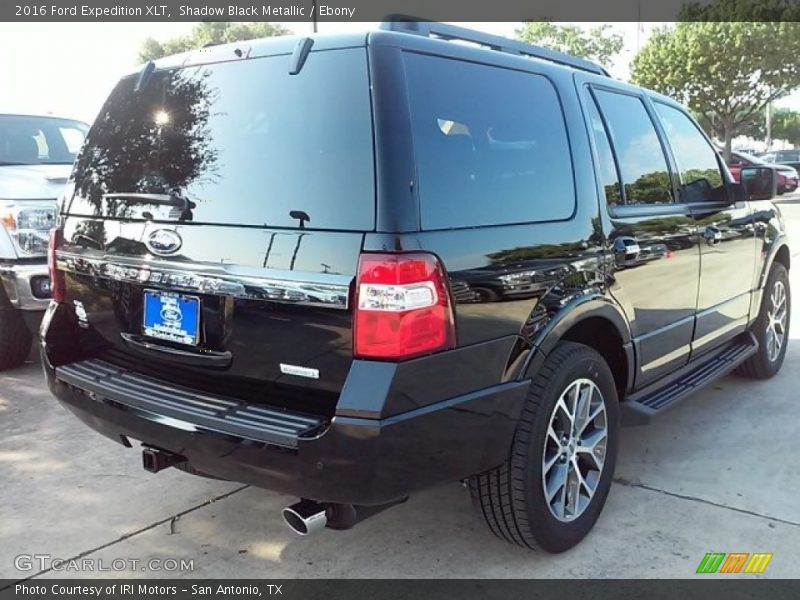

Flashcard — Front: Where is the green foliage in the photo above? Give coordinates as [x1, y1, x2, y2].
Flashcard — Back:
[771, 108, 800, 145]
[624, 170, 673, 205]
[515, 22, 623, 67]
[680, 0, 800, 21]
[630, 19, 800, 159]
[138, 22, 290, 62]
[696, 106, 800, 146]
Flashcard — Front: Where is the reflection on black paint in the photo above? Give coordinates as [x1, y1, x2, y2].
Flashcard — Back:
[72, 69, 219, 227]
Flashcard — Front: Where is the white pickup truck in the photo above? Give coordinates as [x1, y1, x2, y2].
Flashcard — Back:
[0, 113, 87, 369]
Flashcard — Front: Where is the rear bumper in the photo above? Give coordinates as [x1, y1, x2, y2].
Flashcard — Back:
[0, 262, 51, 311]
[42, 348, 528, 505]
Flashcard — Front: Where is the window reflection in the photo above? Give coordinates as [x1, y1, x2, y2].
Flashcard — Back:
[593, 90, 673, 206]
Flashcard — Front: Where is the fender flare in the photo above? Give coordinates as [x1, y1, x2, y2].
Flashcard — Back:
[758, 236, 790, 289]
[521, 294, 635, 393]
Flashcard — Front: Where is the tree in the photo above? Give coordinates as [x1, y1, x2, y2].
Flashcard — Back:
[695, 110, 764, 142]
[516, 22, 623, 68]
[631, 20, 800, 160]
[771, 108, 800, 146]
[138, 22, 290, 62]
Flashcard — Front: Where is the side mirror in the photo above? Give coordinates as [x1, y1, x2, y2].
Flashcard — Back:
[741, 166, 778, 200]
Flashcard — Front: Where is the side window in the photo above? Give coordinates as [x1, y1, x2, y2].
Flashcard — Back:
[593, 89, 673, 206]
[654, 102, 726, 203]
[59, 127, 86, 155]
[586, 95, 623, 206]
[403, 52, 576, 229]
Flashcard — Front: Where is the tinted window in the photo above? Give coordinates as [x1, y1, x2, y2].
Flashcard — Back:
[0, 115, 87, 165]
[655, 103, 726, 203]
[68, 49, 374, 230]
[586, 95, 622, 206]
[593, 89, 673, 206]
[777, 150, 800, 161]
[404, 53, 575, 229]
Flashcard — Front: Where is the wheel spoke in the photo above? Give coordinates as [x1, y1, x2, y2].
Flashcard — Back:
[578, 401, 605, 437]
[576, 427, 607, 471]
[543, 451, 560, 475]
[566, 461, 581, 516]
[555, 397, 574, 428]
[547, 424, 561, 446]
[545, 461, 568, 503]
[566, 383, 580, 420]
[571, 457, 594, 504]
[574, 383, 592, 433]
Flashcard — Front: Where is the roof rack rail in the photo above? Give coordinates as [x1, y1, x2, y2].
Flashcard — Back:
[379, 18, 610, 78]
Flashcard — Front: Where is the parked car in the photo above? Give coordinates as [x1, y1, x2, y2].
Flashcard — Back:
[41, 22, 790, 552]
[760, 149, 800, 172]
[0, 113, 87, 369]
[727, 150, 798, 194]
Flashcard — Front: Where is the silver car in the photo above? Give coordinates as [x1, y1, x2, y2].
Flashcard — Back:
[0, 113, 88, 369]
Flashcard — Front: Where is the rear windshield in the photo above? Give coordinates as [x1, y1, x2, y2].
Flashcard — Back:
[0, 115, 87, 166]
[67, 48, 375, 230]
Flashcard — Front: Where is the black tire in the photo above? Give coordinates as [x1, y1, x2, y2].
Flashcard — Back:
[736, 262, 790, 379]
[0, 286, 33, 371]
[469, 342, 619, 552]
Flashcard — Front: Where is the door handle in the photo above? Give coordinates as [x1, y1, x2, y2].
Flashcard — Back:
[120, 333, 232, 368]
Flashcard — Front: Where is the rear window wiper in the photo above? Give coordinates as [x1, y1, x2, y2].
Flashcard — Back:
[102, 193, 188, 210]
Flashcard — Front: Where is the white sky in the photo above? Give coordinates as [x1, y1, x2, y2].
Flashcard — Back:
[1, 21, 798, 124]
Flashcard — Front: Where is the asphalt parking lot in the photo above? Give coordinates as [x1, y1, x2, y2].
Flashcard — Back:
[2, 199, 800, 580]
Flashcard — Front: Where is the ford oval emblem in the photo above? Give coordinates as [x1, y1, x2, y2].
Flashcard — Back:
[146, 229, 182, 256]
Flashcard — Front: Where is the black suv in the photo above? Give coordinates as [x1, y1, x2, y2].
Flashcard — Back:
[42, 22, 791, 552]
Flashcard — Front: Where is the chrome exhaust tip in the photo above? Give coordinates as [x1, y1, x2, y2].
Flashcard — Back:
[282, 499, 328, 536]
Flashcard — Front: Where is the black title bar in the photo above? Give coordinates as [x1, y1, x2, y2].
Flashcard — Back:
[4, 0, 800, 22]
[2, 579, 800, 600]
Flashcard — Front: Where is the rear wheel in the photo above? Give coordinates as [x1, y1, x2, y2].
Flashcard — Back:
[736, 262, 790, 379]
[469, 342, 619, 552]
[0, 287, 32, 371]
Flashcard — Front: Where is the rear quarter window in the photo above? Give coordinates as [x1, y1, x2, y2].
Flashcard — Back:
[403, 53, 576, 230]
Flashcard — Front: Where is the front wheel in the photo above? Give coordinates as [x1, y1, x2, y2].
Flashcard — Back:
[0, 287, 33, 371]
[736, 262, 790, 379]
[469, 342, 619, 552]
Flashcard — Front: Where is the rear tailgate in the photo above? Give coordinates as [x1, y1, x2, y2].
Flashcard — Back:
[57, 44, 374, 417]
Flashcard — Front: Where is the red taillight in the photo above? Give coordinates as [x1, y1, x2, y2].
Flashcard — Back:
[354, 252, 456, 360]
[48, 228, 66, 303]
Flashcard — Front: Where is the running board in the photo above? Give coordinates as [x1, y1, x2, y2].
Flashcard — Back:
[621, 332, 758, 425]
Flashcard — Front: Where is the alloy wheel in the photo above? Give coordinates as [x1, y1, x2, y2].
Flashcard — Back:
[766, 280, 787, 363]
[542, 378, 608, 522]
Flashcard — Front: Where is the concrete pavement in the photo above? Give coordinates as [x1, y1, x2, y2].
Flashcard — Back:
[2, 202, 799, 579]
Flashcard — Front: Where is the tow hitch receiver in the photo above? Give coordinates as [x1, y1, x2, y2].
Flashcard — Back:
[142, 447, 186, 473]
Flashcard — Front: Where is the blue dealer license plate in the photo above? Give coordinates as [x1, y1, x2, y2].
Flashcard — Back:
[142, 290, 200, 346]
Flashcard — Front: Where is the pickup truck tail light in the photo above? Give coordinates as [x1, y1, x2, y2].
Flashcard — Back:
[48, 228, 66, 303]
[354, 252, 456, 360]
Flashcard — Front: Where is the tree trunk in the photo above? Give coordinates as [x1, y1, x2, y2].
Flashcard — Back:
[722, 116, 734, 163]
